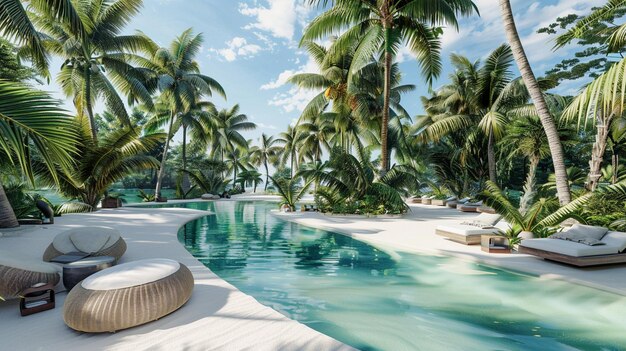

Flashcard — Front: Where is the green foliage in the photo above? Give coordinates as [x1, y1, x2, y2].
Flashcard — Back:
[181, 160, 229, 196]
[270, 174, 312, 210]
[137, 189, 156, 202]
[4, 182, 38, 218]
[0, 39, 37, 82]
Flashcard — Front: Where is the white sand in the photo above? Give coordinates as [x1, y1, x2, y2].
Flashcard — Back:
[0, 207, 355, 351]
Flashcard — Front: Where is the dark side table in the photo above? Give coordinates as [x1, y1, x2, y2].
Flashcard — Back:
[63, 256, 115, 291]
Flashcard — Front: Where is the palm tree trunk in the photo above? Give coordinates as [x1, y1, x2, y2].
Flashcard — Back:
[290, 151, 295, 178]
[0, 180, 19, 228]
[519, 156, 539, 215]
[233, 163, 238, 189]
[155, 111, 176, 200]
[84, 65, 98, 141]
[181, 125, 190, 198]
[612, 153, 619, 184]
[487, 129, 497, 183]
[499, 0, 571, 205]
[381, 46, 392, 174]
[588, 117, 610, 191]
[264, 160, 270, 191]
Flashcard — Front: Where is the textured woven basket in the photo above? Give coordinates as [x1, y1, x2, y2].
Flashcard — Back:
[43, 237, 127, 263]
[63, 262, 194, 333]
[0, 265, 60, 299]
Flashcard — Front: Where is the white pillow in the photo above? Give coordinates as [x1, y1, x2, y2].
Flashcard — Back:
[550, 224, 609, 246]
[474, 213, 502, 226]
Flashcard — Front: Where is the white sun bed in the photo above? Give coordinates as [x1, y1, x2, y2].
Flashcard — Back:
[519, 231, 626, 267]
[435, 213, 504, 245]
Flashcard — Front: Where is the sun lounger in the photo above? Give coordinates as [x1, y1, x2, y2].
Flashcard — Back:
[435, 213, 503, 245]
[458, 201, 483, 212]
[518, 231, 626, 267]
[421, 195, 435, 205]
[43, 227, 127, 263]
[447, 197, 470, 208]
[433, 196, 456, 206]
[0, 250, 60, 299]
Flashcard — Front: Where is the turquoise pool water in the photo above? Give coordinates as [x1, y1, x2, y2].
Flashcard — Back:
[170, 201, 626, 351]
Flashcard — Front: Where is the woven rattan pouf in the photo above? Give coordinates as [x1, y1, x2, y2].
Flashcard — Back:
[63, 259, 193, 332]
[42, 227, 127, 263]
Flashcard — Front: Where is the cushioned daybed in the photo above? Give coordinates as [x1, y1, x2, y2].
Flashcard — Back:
[519, 228, 626, 267]
[435, 213, 503, 245]
[458, 201, 483, 212]
[43, 227, 127, 263]
[63, 258, 194, 332]
[0, 250, 60, 299]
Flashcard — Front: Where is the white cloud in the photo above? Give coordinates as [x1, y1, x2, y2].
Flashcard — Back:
[239, 0, 312, 41]
[211, 37, 263, 62]
[268, 87, 320, 113]
[261, 55, 318, 90]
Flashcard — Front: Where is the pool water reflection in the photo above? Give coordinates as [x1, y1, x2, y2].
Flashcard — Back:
[174, 201, 626, 351]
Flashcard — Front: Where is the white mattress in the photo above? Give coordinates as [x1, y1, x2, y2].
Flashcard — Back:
[521, 238, 621, 257]
[436, 224, 501, 236]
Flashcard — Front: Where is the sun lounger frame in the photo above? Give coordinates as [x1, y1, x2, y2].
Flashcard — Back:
[435, 229, 483, 245]
[518, 246, 626, 267]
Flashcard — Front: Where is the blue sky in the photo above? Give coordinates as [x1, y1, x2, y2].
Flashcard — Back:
[44, 0, 606, 146]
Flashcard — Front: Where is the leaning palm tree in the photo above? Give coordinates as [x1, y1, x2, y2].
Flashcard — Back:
[31, 0, 156, 139]
[141, 29, 226, 200]
[303, 0, 477, 173]
[0, 81, 76, 228]
[499, 0, 571, 204]
[250, 134, 283, 191]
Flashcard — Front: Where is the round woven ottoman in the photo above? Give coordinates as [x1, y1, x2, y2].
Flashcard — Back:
[43, 227, 127, 262]
[0, 250, 60, 299]
[63, 259, 193, 333]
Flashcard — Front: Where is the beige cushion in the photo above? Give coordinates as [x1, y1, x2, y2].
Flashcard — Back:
[436, 224, 501, 236]
[474, 213, 502, 226]
[550, 224, 609, 246]
[82, 259, 180, 291]
[521, 238, 620, 257]
[601, 232, 626, 252]
[0, 250, 59, 274]
[53, 227, 121, 254]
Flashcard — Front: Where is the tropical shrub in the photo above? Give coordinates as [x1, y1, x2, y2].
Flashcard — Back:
[270, 175, 312, 211]
[303, 149, 412, 215]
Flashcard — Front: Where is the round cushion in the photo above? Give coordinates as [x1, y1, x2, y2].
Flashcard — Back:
[43, 227, 127, 262]
[63, 259, 194, 333]
[0, 250, 60, 299]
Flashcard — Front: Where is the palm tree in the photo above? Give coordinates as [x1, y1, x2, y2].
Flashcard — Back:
[225, 146, 252, 189]
[141, 29, 226, 200]
[209, 104, 256, 165]
[0, 81, 76, 228]
[418, 45, 520, 183]
[499, 0, 571, 204]
[237, 169, 263, 193]
[250, 134, 283, 191]
[297, 113, 334, 163]
[303, 0, 477, 173]
[0, 0, 84, 74]
[270, 174, 313, 211]
[278, 125, 303, 177]
[37, 116, 163, 208]
[500, 116, 551, 214]
[31, 0, 156, 139]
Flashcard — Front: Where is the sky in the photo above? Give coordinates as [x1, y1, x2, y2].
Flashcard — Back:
[42, 0, 607, 147]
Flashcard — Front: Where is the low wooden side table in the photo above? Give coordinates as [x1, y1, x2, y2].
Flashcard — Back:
[481, 234, 511, 254]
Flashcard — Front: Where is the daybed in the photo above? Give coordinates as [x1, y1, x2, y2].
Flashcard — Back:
[458, 201, 483, 212]
[42, 227, 127, 263]
[421, 195, 435, 205]
[0, 250, 60, 299]
[435, 213, 503, 245]
[519, 227, 626, 267]
[63, 258, 194, 332]
[447, 197, 470, 208]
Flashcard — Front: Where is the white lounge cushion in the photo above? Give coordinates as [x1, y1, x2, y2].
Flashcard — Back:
[521, 238, 620, 257]
[0, 250, 59, 274]
[436, 224, 501, 236]
[82, 258, 180, 291]
[473, 213, 502, 226]
[601, 231, 626, 252]
[53, 227, 121, 254]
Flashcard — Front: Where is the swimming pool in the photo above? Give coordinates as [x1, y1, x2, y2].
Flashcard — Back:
[171, 201, 626, 351]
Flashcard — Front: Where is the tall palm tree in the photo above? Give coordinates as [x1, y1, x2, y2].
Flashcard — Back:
[303, 0, 477, 173]
[278, 125, 303, 177]
[32, 0, 156, 139]
[141, 29, 225, 200]
[225, 146, 252, 189]
[209, 104, 256, 165]
[298, 113, 335, 163]
[499, 0, 571, 204]
[250, 134, 283, 191]
[0, 81, 76, 228]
